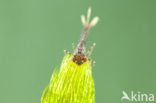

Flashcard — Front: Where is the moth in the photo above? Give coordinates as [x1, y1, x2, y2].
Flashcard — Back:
[41, 8, 99, 103]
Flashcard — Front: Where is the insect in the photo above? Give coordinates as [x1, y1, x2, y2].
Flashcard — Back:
[65, 8, 99, 66]
[41, 8, 99, 103]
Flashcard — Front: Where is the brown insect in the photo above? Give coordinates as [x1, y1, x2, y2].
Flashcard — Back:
[65, 8, 99, 66]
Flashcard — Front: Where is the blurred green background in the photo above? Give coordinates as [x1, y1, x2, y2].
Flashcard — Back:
[0, 0, 156, 103]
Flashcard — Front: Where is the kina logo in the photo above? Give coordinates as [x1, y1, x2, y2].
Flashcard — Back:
[121, 91, 154, 102]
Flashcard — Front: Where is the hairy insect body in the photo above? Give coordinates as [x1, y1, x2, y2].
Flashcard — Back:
[71, 8, 99, 66]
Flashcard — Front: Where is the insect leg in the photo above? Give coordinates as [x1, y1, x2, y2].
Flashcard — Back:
[72, 42, 75, 53]
[88, 58, 96, 66]
[64, 50, 72, 55]
[86, 43, 96, 57]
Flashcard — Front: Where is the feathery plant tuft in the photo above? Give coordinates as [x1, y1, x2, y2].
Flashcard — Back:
[41, 8, 99, 103]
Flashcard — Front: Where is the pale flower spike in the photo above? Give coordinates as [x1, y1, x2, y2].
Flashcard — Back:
[81, 8, 99, 28]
